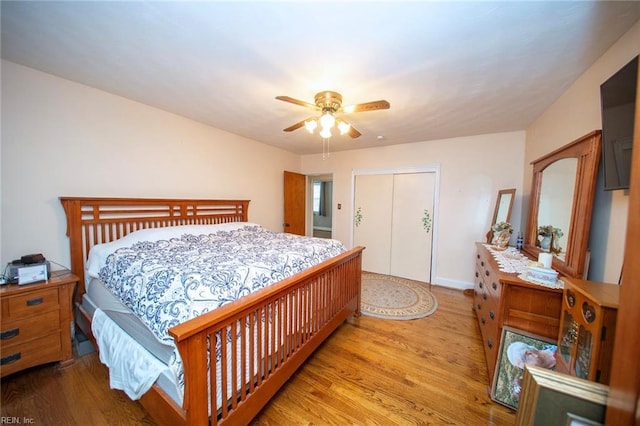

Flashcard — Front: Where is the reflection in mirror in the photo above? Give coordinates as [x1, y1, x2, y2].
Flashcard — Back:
[486, 188, 516, 243]
[524, 130, 601, 278]
[537, 158, 577, 260]
[495, 191, 515, 224]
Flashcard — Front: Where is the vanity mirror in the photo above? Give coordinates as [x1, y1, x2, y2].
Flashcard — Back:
[524, 130, 602, 278]
[486, 188, 516, 243]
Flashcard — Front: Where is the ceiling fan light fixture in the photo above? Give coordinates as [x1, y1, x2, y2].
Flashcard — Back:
[337, 120, 351, 135]
[319, 127, 332, 139]
[304, 119, 317, 133]
[319, 111, 335, 130]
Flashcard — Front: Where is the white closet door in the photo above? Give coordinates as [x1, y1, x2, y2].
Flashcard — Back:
[353, 174, 393, 275]
[390, 173, 435, 282]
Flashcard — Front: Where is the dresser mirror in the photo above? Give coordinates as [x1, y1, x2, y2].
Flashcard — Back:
[523, 130, 602, 278]
[486, 188, 516, 243]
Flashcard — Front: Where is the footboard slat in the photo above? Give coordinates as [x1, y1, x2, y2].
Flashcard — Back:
[170, 247, 363, 426]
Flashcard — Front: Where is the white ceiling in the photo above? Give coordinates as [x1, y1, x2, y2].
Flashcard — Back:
[2, 1, 639, 155]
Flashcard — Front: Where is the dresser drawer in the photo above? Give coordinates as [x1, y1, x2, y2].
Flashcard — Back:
[0, 310, 60, 348]
[1, 288, 59, 321]
[0, 332, 62, 377]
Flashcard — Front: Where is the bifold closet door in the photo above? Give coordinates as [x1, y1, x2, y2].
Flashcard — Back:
[390, 172, 435, 282]
[353, 174, 393, 275]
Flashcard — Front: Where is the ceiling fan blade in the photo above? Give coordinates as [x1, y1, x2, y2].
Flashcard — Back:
[347, 125, 362, 138]
[275, 96, 319, 110]
[283, 118, 310, 132]
[342, 100, 390, 113]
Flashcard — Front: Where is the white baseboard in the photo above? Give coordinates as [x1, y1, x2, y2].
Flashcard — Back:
[431, 276, 474, 291]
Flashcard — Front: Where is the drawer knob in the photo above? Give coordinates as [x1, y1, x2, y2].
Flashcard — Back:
[481, 316, 486, 324]
[0, 328, 19, 340]
[489, 310, 495, 320]
[481, 261, 485, 267]
[492, 282, 497, 290]
[479, 282, 483, 289]
[477, 254, 480, 259]
[483, 292, 487, 300]
[26, 297, 44, 306]
[487, 338, 493, 349]
[475, 271, 479, 278]
[485, 270, 490, 277]
[1, 352, 21, 365]
[476, 303, 481, 310]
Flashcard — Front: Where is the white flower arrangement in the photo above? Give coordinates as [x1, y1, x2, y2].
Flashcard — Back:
[492, 221, 513, 234]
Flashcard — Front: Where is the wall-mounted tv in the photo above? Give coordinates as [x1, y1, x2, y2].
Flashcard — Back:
[600, 55, 638, 191]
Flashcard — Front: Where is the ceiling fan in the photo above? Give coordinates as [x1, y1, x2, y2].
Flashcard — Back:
[275, 91, 390, 139]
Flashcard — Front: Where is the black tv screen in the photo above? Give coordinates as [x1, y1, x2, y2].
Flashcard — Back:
[600, 55, 638, 191]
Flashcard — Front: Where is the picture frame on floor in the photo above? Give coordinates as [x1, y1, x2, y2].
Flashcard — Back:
[491, 326, 557, 410]
[515, 365, 608, 426]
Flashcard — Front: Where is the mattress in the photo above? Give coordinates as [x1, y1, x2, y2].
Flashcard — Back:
[86, 277, 174, 364]
[82, 287, 183, 406]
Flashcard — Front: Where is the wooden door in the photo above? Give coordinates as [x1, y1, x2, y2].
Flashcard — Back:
[353, 174, 394, 274]
[390, 172, 435, 282]
[283, 171, 306, 235]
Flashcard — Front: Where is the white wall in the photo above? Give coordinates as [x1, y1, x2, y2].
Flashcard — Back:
[0, 61, 300, 271]
[525, 20, 639, 283]
[301, 131, 526, 289]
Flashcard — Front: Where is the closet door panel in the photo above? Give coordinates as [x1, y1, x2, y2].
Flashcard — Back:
[390, 173, 435, 282]
[354, 174, 393, 274]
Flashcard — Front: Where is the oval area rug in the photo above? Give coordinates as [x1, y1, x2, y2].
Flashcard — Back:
[361, 272, 438, 320]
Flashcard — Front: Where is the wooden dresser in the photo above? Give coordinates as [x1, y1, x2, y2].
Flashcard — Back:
[0, 271, 78, 377]
[473, 243, 562, 382]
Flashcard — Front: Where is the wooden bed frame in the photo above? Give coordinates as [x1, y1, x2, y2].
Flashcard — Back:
[59, 197, 363, 426]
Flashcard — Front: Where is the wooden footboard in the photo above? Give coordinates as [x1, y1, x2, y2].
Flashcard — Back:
[59, 197, 363, 426]
[170, 246, 363, 425]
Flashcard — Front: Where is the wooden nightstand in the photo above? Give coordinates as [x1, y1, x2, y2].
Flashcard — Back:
[0, 270, 78, 377]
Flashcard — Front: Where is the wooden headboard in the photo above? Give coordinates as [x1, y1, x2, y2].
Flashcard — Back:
[59, 197, 250, 302]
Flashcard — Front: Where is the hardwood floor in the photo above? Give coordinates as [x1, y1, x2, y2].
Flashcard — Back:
[1, 286, 515, 425]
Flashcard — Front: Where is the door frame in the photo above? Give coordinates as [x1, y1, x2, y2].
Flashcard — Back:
[351, 165, 441, 282]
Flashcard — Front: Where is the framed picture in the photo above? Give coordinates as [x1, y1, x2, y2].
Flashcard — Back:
[491, 326, 557, 410]
[515, 365, 608, 426]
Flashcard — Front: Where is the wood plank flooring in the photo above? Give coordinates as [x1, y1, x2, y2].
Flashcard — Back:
[1, 286, 515, 425]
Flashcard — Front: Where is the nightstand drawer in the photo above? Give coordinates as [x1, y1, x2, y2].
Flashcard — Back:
[1, 288, 59, 321]
[0, 332, 62, 377]
[0, 310, 60, 347]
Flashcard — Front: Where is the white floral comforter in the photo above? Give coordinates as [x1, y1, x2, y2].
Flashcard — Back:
[94, 223, 346, 400]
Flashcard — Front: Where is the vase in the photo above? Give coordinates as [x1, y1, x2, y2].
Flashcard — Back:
[492, 230, 511, 248]
[540, 235, 552, 251]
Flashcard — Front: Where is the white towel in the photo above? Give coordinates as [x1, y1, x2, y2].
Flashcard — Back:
[92, 308, 167, 400]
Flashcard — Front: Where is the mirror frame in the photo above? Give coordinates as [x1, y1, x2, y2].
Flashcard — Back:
[492, 188, 516, 225]
[523, 130, 602, 278]
[486, 188, 516, 243]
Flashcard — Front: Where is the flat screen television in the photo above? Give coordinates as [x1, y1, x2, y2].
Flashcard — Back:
[600, 55, 638, 191]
